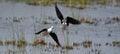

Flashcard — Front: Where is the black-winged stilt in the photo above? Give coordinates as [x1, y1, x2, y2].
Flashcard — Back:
[35, 26, 61, 47]
[55, 3, 81, 30]
[55, 3, 81, 38]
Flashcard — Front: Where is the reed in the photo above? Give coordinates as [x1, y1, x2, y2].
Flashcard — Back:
[3, 0, 112, 7]
[32, 16, 37, 40]
[31, 16, 44, 54]
[26, 0, 55, 6]
[0, 40, 3, 46]
[10, 18, 16, 43]
[66, 29, 69, 46]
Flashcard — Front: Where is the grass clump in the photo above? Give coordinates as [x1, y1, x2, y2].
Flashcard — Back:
[62, 45, 73, 50]
[72, 42, 80, 47]
[112, 41, 120, 47]
[82, 40, 92, 48]
[32, 39, 47, 46]
[26, 0, 55, 6]
[0, 40, 3, 46]
[17, 37, 27, 48]
[5, 40, 16, 46]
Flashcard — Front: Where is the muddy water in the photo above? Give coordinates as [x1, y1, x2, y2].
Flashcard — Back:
[0, 2, 120, 54]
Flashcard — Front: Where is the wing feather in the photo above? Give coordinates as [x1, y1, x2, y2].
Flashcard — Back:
[55, 3, 64, 23]
[49, 32, 61, 47]
[35, 29, 47, 35]
[67, 17, 81, 24]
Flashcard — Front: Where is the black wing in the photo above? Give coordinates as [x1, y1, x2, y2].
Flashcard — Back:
[66, 17, 81, 24]
[55, 3, 64, 23]
[35, 28, 47, 35]
[49, 32, 61, 47]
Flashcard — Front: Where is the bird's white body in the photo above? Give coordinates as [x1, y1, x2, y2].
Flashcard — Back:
[47, 26, 53, 33]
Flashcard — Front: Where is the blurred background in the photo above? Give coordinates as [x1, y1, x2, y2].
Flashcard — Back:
[0, 0, 120, 54]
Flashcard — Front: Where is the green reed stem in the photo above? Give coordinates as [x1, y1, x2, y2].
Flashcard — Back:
[66, 29, 69, 46]
[32, 16, 43, 54]
[63, 29, 69, 46]
[32, 16, 37, 40]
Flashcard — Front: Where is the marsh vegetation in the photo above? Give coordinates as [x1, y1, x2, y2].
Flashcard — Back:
[0, 0, 120, 54]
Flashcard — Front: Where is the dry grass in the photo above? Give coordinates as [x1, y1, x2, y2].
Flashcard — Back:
[72, 42, 80, 47]
[62, 45, 73, 50]
[3, 0, 118, 8]
[82, 40, 92, 48]
[5, 40, 16, 46]
[32, 39, 47, 46]
[17, 38, 27, 48]
[0, 40, 3, 46]
[26, 0, 55, 6]
[112, 41, 120, 47]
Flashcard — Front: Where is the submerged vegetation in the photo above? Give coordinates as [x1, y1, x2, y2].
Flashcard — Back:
[0, 0, 120, 53]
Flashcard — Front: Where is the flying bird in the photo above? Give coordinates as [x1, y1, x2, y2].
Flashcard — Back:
[55, 3, 81, 36]
[35, 26, 61, 47]
[55, 3, 81, 30]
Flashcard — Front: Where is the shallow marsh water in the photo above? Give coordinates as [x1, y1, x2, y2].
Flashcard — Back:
[0, 2, 120, 54]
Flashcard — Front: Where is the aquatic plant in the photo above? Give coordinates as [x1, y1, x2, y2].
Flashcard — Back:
[5, 40, 16, 45]
[13, 17, 21, 23]
[72, 42, 80, 47]
[112, 41, 120, 47]
[66, 30, 69, 46]
[62, 45, 73, 50]
[32, 16, 37, 40]
[32, 39, 47, 46]
[82, 40, 92, 48]
[0, 40, 3, 46]
[26, 0, 55, 6]
[3, 0, 117, 8]
[96, 0, 108, 5]
[60, 0, 92, 9]
[17, 37, 27, 48]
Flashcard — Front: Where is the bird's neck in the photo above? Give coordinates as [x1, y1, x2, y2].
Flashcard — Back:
[47, 28, 52, 33]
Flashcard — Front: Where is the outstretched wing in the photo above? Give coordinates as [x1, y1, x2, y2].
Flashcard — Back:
[55, 3, 64, 23]
[49, 32, 61, 47]
[35, 29, 47, 35]
[66, 17, 81, 24]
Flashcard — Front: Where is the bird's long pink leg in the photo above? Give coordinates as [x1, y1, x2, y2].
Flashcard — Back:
[61, 29, 65, 36]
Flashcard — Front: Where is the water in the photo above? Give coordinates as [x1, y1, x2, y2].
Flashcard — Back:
[0, 2, 120, 54]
